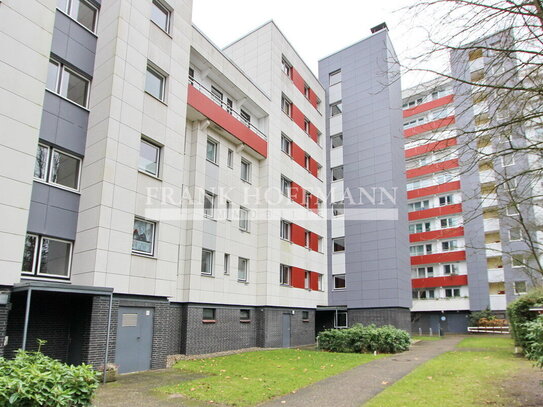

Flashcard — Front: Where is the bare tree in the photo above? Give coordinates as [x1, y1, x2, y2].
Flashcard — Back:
[400, 1, 543, 280]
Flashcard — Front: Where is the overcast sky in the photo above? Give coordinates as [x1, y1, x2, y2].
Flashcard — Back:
[191, 0, 439, 88]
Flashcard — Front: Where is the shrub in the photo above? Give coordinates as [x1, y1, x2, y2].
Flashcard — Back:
[468, 308, 495, 326]
[523, 316, 543, 369]
[507, 287, 543, 348]
[478, 318, 507, 327]
[0, 349, 99, 406]
[318, 324, 411, 354]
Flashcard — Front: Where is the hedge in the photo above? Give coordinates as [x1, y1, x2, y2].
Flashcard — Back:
[317, 324, 411, 354]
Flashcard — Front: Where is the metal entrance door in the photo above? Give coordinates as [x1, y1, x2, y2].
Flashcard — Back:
[115, 307, 154, 373]
[282, 313, 291, 348]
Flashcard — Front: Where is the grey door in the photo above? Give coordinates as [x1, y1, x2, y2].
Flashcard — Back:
[282, 313, 291, 348]
[115, 307, 154, 373]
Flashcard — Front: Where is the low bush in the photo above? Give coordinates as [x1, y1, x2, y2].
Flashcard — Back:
[0, 349, 99, 406]
[318, 324, 411, 354]
[507, 287, 543, 348]
[478, 318, 508, 327]
[523, 316, 543, 368]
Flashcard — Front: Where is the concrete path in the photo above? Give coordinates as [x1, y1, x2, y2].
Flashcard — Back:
[260, 336, 464, 407]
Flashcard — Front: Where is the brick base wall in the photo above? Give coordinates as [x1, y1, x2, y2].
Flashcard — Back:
[348, 307, 411, 332]
[0, 303, 9, 357]
[258, 308, 315, 348]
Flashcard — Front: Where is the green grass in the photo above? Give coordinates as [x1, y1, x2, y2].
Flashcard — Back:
[411, 336, 442, 341]
[456, 336, 514, 350]
[365, 336, 526, 407]
[158, 349, 384, 406]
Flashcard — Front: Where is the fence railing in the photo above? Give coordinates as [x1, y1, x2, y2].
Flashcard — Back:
[467, 326, 510, 334]
[189, 76, 267, 140]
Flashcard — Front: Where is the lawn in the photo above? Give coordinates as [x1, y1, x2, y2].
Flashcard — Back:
[411, 336, 442, 341]
[364, 336, 527, 407]
[158, 349, 384, 406]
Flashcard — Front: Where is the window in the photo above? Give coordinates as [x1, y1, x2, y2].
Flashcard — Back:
[304, 271, 310, 289]
[439, 195, 454, 206]
[132, 218, 156, 256]
[329, 70, 341, 86]
[188, 67, 194, 83]
[441, 240, 458, 252]
[413, 289, 435, 300]
[334, 275, 346, 289]
[317, 237, 323, 252]
[506, 205, 519, 216]
[211, 86, 223, 104]
[280, 264, 291, 286]
[502, 154, 515, 167]
[304, 231, 310, 248]
[509, 228, 523, 241]
[304, 154, 310, 170]
[409, 222, 431, 234]
[226, 200, 232, 221]
[58, 0, 97, 32]
[331, 133, 343, 148]
[241, 159, 251, 182]
[227, 149, 233, 168]
[414, 266, 434, 278]
[281, 176, 291, 197]
[239, 207, 249, 231]
[281, 134, 292, 155]
[335, 311, 348, 328]
[280, 220, 291, 240]
[238, 257, 248, 282]
[145, 65, 166, 101]
[331, 166, 344, 181]
[304, 118, 310, 134]
[240, 109, 251, 126]
[333, 237, 345, 253]
[514, 281, 527, 295]
[302, 311, 309, 321]
[330, 102, 342, 117]
[333, 201, 344, 216]
[226, 98, 233, 114]
[203, 308, 216, 321]
[240, 309, 251, 321]
[443, 264, 458, 275]
[281, 95, 292, 116]
[204, 191, 215, 218]
[410, 244, 432, 256]
[281, 57, 292, 77]
[304, 84, 310, 99]
[408, 200, 430, 212]
[317, 274, 323, 291]
[224, 253, 230, 275]
[201, 249, 213, 275]
[440, 218, 456, 229]
[317, 164, 322, 179]
[139, 139, 161, 177]
[34, 145, 82, 191]
[445, 287, 461, 298]
[206, 139, 218, 163]
[512, 255, 524, 268]
[47, 59, 90, 108]
[304, 191, 311, 209]
[151, 0, 171, 33]
[22, 234, 72, 278]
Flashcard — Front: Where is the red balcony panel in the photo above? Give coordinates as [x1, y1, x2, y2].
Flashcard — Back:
[290, 182, 305, 206]
[291, 267, 306, 289]
[412, 274, 468, 289]
[406, 158, 459, 179]
[410, 226, 464, 243]
[404, 95, 454, 118]
[291, 223, 306, 247]
[404, 116, 455, 138]
[308, 89, 319, 109]
[309, 194, 319, 214]
[309, 157, 319, 178]
[310, 232, 319, 252]
[291, 104, 306, 130]
[408, 203, 463, 221]
[405, 137, 457, 158]
[187, 85, 267, 157]
[308, 122, 319, 143]
[310, 272, 321, 291]
[292, 67, 305, 95]
[411, 250, 466, 266]
[407, 180, 461, 200]
[291, 142, 306, 167]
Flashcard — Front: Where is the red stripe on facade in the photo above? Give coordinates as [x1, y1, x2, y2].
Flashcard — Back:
[408, 203, 463, 221]
[310, 272, 320, 291]
[407, 180, 461, 200]
[291, 67, 305, 95]
[308, 122, 319, 143]
[405, 137, 457, 158]
[290, 223, 306, 247]
[290, 182, 305, 206]
[291, 103, 305, 130]
[410, 227, 464, 243]
[291, 267, 306, 289]
[403, 95, 454, 118]
[412, 274, 468, 289]
[411, 250, 466, 265]
[308, 90, 319, 109]
[291, 142, 306, 167]
[187, 85, 267, 157]
[308, 157, 319, 178]
[309, 232, 319, 252]
[406, 158, 459, 179]
[404, 116, 455, 138]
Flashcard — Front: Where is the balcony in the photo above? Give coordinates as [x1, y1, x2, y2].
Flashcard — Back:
[488, 268, 505, 283]
[485, 242, 502, 256]
[481, 193, 498, 208]
[479, 170, 495, 184]
[483, 218, 500, 232]
[411, 297, 470, 312]
[489, 294, 507, 310]
[187, 77, 267, 158]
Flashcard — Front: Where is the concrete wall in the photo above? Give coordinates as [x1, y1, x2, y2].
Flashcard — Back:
[348, 307, 411, 332]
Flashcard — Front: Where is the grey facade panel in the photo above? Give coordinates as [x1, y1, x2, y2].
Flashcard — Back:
[41, 92, 89, 156]
[27, 182, 80, 241]
[319, 30, 411, 312]
[51, 11, 97, 77]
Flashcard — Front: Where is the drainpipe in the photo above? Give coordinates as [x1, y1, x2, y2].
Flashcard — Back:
[102, 293, 113, 384]
[21, 289, 32, 351]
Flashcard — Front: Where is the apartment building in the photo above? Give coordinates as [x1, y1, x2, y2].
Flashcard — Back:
[404, 30, 542, 333]
[318, 25, 412, 331]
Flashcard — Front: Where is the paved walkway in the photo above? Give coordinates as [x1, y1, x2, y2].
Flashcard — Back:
[259, 336, 464, 407]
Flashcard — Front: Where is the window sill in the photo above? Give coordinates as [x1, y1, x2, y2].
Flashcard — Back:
[240, 320, 251, 323]
[150, 20, 173, 38]
[206, 159, 219, 167]
[21, 274, 71, 282]
[302, 319, 310, 323]
[144, 91, 168, 106]
[241, 179, 252, 185]
[201, 273, 215, 278]
[202, 320, 216, 324]
[131, 252, 157, 259]
[138, 170, 163, 181]
[239, 229, 250, 234]
[204, 216, 217, 222]
[238, 280, 249, 284]
[33, 178, 81, 195]
[56, 8, 98, 37]
[45, 89, 90, 112]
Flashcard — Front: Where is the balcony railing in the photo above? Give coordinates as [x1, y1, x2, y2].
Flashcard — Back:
[189, 76, 267, 140]
[489, 294, 507, 310]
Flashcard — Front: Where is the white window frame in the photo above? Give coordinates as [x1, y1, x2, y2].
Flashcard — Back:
[514, 281, 527, 295]
[445, 287, 461, 298]
[333, 237, 345, 253]
[331, 165, 344, 181]
[443, 263, 458, 275]
[47, 59, 90, 108]
[35, 145, 82, 192]
[506, 205, 519, 216]
[332, 201, 344, 216]
[281, 176, 291, 197]
[201, 249, 214, 276]
[22, 234, 73, 279]
[224, 253, 230, 275]
[239, 207, 249, 232]
[145, 64, 166, 102]
[439, 195, 454, 206]
[502, 153, 515, 167]
[280, 264, 291, 286]
[441, 240, 458, 252]
[227, 149, 234, 168]
[512, 255, 524, 268]
[57, 0, 98, 33]
[132, 217, 156, 256]
[330, 101, 342, 117]
[206, 138, 218, 164]
[238, 257, 248, 282]
[280, 220, 291, 241]
[331, 133, 343, 149]
[204, 191, 215, 219]
[329, 70, 341, 86]
[509, 228, 523, 241]
[281, 134, 292, 155]
[150, 0, 171, 33]
[226, 200, 232, 221]
[240, 158, 251, 183]
[281, 95, 292, 116]
[139, 138, 161, 177]
[333, 275, 346, 290]
[304, 271, 310, 289]
[281, 57, 292, 77]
